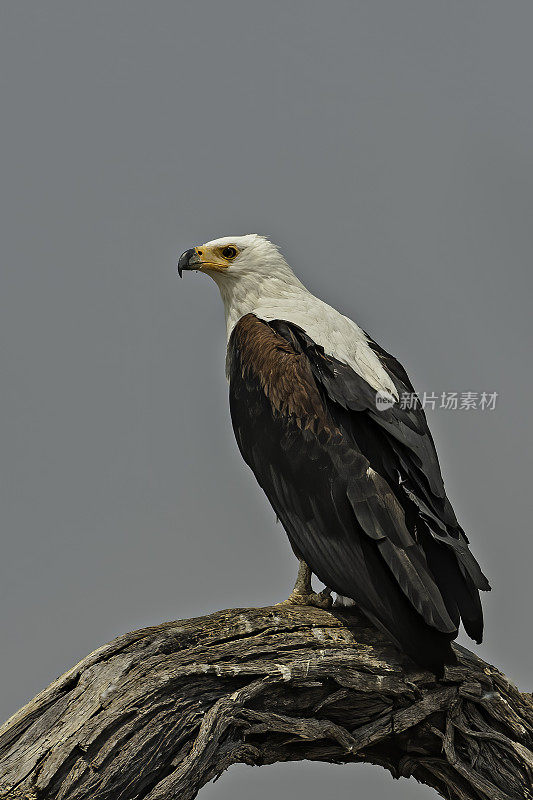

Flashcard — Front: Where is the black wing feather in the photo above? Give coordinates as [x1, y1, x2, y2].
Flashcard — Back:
[228, 315, 490, 670]
[271, 320, 491, 595]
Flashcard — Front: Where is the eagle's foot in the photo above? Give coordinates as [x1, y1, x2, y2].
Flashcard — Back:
[277, 558, 333, 609]
[281, 587, 333, 609]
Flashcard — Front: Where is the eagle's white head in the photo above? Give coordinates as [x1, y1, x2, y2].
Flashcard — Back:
[178, 234, 301, 284]
[178, 234, 308, 337]
[178, 233, 399, 396]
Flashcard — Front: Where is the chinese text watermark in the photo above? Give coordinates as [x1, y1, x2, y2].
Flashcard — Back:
[375, 390, 499, 412]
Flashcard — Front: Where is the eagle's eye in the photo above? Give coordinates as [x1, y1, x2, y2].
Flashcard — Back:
[221, 246, 238, 260]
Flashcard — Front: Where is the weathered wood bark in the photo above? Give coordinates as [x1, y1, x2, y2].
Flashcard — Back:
[0, 606, 531, 800]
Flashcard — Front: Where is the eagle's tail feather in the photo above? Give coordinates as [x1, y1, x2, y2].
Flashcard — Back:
[423, 534, 485, 644]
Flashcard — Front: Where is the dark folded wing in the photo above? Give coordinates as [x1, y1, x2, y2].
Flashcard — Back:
[227, 314, 489, 669]
[269, 319, 491, 639]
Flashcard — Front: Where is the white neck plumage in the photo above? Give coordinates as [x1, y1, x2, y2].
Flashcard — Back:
[210, 259, 398, 398]
[212, 269, 310, 343]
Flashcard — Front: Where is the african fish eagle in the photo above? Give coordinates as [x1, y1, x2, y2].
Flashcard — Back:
[178, 234, 490, 672]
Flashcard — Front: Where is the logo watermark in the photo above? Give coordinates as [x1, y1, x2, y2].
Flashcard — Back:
[375, 391, 499, 412]
[375, 390, 396, 411]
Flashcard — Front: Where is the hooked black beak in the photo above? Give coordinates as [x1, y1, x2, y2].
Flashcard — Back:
[177, 248, 201, 277]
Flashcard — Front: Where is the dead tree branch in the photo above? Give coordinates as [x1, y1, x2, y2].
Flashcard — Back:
[0, 606, 531, 800]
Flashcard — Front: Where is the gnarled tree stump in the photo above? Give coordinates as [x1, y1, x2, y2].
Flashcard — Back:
[0, 606, 531, 800]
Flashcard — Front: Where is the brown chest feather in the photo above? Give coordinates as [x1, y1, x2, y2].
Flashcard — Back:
[230, 314, 337, 436]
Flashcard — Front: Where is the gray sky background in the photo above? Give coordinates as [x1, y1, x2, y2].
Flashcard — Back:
[1, 2, 532, 798]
